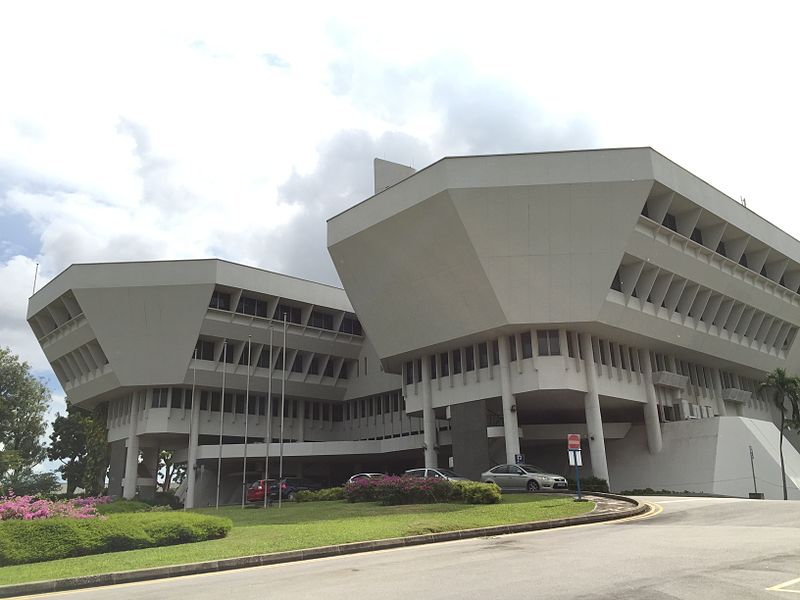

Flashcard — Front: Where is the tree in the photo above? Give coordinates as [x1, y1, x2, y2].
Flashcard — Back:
[47, 403, 88, 497]
[1, 468, 60, 497]
[47, 401, 109, 497]
[157, 450, 186, 492]
[0, 347, 50, 477]
[759, 368, 800, 500]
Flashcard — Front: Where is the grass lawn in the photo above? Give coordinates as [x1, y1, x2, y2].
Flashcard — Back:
[0, 495, 593, 586]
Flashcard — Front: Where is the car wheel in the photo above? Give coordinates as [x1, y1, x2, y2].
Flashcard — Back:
[527, 480, 540, 492]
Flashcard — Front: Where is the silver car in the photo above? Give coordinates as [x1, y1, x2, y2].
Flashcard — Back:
[404, 468, 469, 481]
[480, 464, 568, 492]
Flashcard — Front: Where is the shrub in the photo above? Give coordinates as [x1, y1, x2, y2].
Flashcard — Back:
[295, 487, 345, 502]
[450, 481, 501, 504]
[0, 493, 111, 521]
[0, 512, 232, 566]
[95, 499, 152, 515]
[344, 477, 501, 506]
[566, 477, 609, 493]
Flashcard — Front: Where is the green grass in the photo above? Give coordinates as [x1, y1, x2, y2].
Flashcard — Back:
[0, 495, 592, 586]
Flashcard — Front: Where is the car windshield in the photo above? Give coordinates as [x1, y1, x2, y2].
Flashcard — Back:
[436, 469, 462, 478]
[520, 465, 546, 473]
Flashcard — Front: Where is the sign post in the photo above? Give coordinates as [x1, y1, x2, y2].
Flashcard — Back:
[567, 433, 584, 502]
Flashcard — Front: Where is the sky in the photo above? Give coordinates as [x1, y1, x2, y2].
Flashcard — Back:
[1, 1, 799, 470]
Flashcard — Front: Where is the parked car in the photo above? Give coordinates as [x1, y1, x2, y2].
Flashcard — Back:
[480, 464, 568, 492]
[346, 472, 386, 483]
[404, 468, 469, 481]
[246, 477, 323, 502]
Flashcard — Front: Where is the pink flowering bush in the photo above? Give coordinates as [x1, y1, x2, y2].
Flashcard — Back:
[0, 492, 112, 521]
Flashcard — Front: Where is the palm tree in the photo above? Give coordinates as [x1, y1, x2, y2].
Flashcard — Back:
[759, 368, 800, 500]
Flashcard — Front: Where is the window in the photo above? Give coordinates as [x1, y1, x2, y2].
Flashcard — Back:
[339, 361, 349, 379]
[611, 269, 623, 292]
[440, 353, 449, 376]
[405, 361, 414, 384]
[257, 347, 272, 368]
[194, 339, 215, 361]
[690, 227, 703, 245]
[309, 310, 334, 330]
[508, 336, 517, 361]
[309, 356, 319, 375]
[275, 304, 302, 324]
[209, 290, 230, 310]
[333, 405, 343, 422]
[236, 296, 268, 317]
[324, 360, 335, 377]
[717, 240, 727, 257]
[566, 333, 576, 358]
[662, 213, 677, 232]
[452, 350, 462, 374]
[235, 394, 246, 414]
[291, 354, 304, 373]
[478, 343, 488, 369]
[739, 253, 748, 268]
[172, 388, 183, 409]
[210, 392, 221, 412]
[323, 403, 331, 421]
[364, 357, 368, 376]
[465, 347, 475, 371]
[339, 315, 363, 336]
[239, 346, 252, 365]
[429, 355, 437, 379]
[491, 340, 499, 365]
[537, 330, 561, 356]
[151, 388, 169, 408]
[200, 391, 209, 410]
[222, 344, 236, 363]
[223, 393, 233, 413]
[521, 332, 533, 359]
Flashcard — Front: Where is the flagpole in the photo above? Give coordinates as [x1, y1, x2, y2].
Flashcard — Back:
[264, 326, 273, 509]
[216, 340, 227, 509]
[241, 335, 251, 509]
[185, 348, 198, 510]
[278, 313, 287, 509]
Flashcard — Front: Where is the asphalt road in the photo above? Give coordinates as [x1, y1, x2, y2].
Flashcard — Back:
[16, 496, 800, 599]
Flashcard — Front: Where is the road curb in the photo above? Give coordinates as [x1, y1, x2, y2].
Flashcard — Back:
[0, 495, 647, 598]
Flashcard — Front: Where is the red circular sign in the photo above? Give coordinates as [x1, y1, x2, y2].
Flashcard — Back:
[567, 433, 581, 450]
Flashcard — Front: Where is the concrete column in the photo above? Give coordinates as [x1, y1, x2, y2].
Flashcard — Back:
[579, 333, 610, 485]
[123, 395, 140, 500]
[297, 400, 305, 442]
[711, 369, 727, 416]
[107, 439, 126, 498]
[185, 389, 201, 508]
[139, 447, 159, 500]
[497, 336, 521, 464]
[638, 349, 663, 454]
[420, 356, 438, 468]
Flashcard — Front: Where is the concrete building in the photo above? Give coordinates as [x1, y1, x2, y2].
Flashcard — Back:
[27, 148, 800, 502]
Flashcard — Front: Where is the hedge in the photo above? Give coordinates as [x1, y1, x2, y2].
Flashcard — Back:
[95, 499, 152, 515]
[295, 487, 345, 502]
[0, 512, 232, 566]
[566, 477, 609, 493]
[343, 476, 501, 505]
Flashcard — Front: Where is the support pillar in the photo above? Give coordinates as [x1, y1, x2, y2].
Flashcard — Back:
[185, 390, 201, 509]
[297, 400, 305, 442]
[123, 395, 140, 500]
[579, 333, 610, 485]
[639, 349, 663, 454]
[420, 356, 438, 468]
[497, 336, 520, 464]
[711, 369, 727, 416]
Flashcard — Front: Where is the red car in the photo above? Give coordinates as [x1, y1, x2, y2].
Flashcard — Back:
[246, 479, 281, 503]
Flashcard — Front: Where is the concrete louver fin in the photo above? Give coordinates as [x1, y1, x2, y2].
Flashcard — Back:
[755, 316, 774, 345]
[766, 258, 789, 283]
[775, 323, 793, 352]
[702, 222, 728, 255]
[726, 302, 747, 333]
[649, 271, 674, 309]
[620, 261, 645, 302]
[765, 319, 783, 348]
[701, 293, 724, 327]
[644, 190, 674, 225]
[677, 283, 700, 322]
[689, 288, 712, 326]
[746, 311, 766, 340]
[747, 247, 771, 275]
[725, 236, 750, 264]
[714, 298, 735, 330]
[676, 207, 703, 239]
[374, 158, 416, 194]
[635, 265, 660, 308]
[783, 270, 800, 293]
[664, 277, 687, 314]
[735, 307, 756, 336]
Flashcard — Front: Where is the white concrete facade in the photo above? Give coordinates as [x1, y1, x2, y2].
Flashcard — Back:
[27, 148, 800, 502]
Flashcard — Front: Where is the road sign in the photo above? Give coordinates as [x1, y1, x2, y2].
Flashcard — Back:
[567, 433, 581, 450]
[514, 453, 525, 465]
[568, 449, 583, 467]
